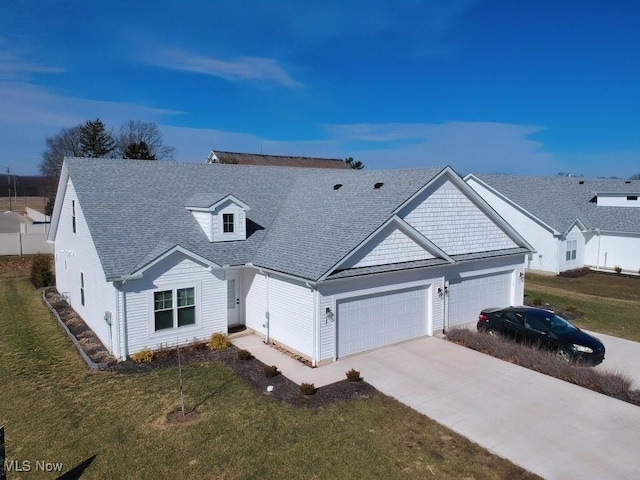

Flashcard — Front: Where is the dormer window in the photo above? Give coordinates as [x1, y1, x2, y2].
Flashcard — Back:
[223, 213, 235, 233]
[185, 193, 250, 242]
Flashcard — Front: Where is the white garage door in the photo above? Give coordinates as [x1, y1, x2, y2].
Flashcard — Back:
[447, 272, 512, 328]
[337, 287, 427, 358]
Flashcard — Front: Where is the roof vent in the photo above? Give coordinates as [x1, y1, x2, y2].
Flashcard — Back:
[374, 182, 384, 189]
[578, 180, 585, 185]
[625, 180, 631, 184]
[333, 184, 342, 190]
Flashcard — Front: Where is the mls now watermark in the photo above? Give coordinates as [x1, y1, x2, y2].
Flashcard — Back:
[3, 460, 64, 473]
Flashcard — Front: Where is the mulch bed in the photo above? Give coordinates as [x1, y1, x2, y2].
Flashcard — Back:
[44, 287, 378, 408]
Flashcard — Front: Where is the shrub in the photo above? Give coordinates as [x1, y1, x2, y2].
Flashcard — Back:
[299, 382, 317, 396]
[31, 254, 54, 288]
[345, 368, 362, 382]
[208, 332, 231, 350]
[132, 348, 153, 363]
[595, 371, 633, 397]
[532, 297, 543, 306]
[237, 349, 253, 360]
[614, 265, 622, 274]
[264, 365, 279, 378]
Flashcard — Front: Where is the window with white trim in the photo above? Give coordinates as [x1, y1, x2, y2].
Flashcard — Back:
[222, 213, 234, 233]
[565, 240, 577, 261]
[72, 200, 76, 233]
[153, 287, 196, 331]
[80, 272, 85, 306]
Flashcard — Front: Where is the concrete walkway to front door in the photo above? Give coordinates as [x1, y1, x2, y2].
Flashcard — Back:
[233, 334, 640, 480]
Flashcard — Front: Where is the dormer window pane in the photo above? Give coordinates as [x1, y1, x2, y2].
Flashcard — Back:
[223, 213, 234, 233]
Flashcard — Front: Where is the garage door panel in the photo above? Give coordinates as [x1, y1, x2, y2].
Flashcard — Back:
[448, 272, 512, 328]
[337, 287, 428, 357]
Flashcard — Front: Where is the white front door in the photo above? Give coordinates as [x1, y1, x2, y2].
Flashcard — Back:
[227, 274, 243, 326]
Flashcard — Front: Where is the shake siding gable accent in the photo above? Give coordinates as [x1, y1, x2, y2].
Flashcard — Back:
[54, 180, 118, 354]
[341, 226, 435, 269]
[267, 275, 314, 358]
[403, 178, 518, 255]
[121, 252, 226, 354]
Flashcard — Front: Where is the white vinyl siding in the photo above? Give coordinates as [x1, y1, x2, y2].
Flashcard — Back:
[54, 180, 118, 356]
[122, 253, 226, 355]
[267, 275, 314, 358]
[584, 231, 640, 272]
[213, 202, 246, 242]
[243, 269, 268, 333]
[402, 178, 517, 255]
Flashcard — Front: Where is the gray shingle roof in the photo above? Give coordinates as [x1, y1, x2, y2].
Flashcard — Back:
[63, 158, 517, 282]
[476, 175, 640, 234]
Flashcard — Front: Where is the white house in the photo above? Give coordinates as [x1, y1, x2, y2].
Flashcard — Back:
[49, 158, 532, 364]
[465, 174, 640, 275]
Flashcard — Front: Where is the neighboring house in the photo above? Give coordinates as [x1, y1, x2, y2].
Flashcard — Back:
[0, 209, 52, 255]
[49, 158, 532, 364]
[465, 174, 640, 275]
[205, 150, 350, 169]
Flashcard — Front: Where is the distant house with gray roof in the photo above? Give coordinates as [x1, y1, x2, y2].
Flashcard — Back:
[205, 150, 350, 169]
[465, 174, 640, 274]
[49, 158, 532, 363]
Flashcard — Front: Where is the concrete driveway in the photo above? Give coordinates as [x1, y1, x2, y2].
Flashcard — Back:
[591, 331, 640, 387]
[235, 335, 640, 480]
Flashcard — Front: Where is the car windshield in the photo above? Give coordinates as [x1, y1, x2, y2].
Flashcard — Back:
[546, 314, 578, 336]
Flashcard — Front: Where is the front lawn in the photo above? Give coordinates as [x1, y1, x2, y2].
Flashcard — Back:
[0, 273, 538, 480]
[525, 273, 640, 342]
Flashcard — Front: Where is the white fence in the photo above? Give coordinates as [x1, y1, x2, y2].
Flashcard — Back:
[0, 232, 53, 255]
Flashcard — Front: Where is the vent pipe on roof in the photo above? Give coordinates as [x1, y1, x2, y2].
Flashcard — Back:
[578, 181, 585, 185]
[374, 182, 384, 189]
[333, 184, 342, 190]
[625, 180, 631, 184]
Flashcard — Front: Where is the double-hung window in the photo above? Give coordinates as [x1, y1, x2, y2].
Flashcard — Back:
[153, 287, 196, 331]
[565, 240, 577, 261]
[222, 213, 234, 233]
[80, 272, 85, 306]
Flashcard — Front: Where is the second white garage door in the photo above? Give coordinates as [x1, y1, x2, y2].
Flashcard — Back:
[337, 287, 427, 358]
[447, 271, 512, 328]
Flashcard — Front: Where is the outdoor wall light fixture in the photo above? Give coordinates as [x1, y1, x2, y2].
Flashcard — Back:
[325, 307, 335, 323]
[519, 271, 525, 280]
[437, 286, 449, 298]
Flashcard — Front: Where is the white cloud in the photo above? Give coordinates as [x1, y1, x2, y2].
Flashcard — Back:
[0, 38, 64, 80]
[152, 48, 302, 88]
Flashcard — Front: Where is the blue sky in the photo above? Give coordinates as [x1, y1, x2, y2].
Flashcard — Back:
[1, 0, 639, 177]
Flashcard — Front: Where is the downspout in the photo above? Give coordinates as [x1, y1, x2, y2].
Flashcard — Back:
[596, 229, 601, 269]
[312, 288, 319, 367]
[113, 285, 121, 359]
[119, 285, 128, 360]
[263, 272, 270, 344]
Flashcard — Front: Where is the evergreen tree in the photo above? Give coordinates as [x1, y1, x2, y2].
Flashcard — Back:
[124, 141, 156, 160]
[80, 119, 115, 157]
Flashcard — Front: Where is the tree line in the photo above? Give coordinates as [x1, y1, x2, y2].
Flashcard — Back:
[40, 119, 176, 178]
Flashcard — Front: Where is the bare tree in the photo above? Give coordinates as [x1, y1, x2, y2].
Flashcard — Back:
[116, 120, 176, 161]
[40, 125, 84, 178]
[345, 157, 364, 170]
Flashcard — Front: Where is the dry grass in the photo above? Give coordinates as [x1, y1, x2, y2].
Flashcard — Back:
[447, 328, 638, 404]
[0, 273, 540, 480]
[0, 195, 49, 213]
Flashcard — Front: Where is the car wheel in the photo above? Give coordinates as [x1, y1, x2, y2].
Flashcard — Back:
[487, 328, 500, 337]
[556, 348, 572, 363]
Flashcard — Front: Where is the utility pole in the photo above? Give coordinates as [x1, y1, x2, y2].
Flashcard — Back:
[6, 168, 11, 211]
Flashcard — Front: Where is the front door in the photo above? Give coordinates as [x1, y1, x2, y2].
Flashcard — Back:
[227, 274, 243, 327]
